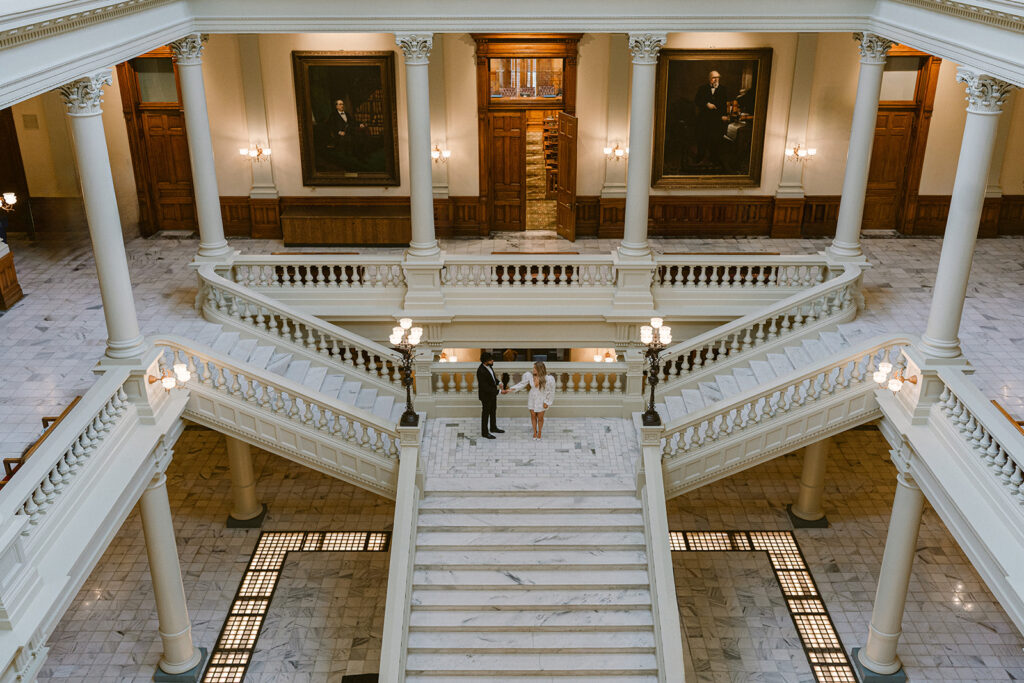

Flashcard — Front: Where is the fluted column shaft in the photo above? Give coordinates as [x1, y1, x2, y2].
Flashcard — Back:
[59, 70, 145, 359]
[619, 33, 666, 259]
[396, 33, 440, 258]
[140, 471, 202, 675]
[829, 33, 894, 260]
[920, 70, 1016, 358]
[171, 34, 230, 258]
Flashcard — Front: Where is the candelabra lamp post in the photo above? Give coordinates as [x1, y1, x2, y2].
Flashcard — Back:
[389, 317, 423, 427]
[640, 317, 672, 426]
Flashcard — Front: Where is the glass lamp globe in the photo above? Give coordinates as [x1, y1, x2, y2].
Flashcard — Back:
[640, 326, 654, 344]
[878, 361, 893, 375]
[659, 326, 672, 344]
[650, 317, 663, 329]
[161, 374, 176, 390]
[888, 377, 904, 392]
[173, 363, 191, 383]
[399, 318, 413, 330]
[873, 370, 888, 384]
[593, 354, 602, 362]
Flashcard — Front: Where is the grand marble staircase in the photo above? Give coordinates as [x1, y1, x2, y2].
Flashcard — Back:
[405, 476, 658, 680]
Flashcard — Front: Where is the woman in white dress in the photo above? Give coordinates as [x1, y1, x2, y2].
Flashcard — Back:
[503, 361, 556, 439]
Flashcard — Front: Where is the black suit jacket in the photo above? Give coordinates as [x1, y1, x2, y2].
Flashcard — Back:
[477, 363, 500, 400]
[694, 83, 729, 130]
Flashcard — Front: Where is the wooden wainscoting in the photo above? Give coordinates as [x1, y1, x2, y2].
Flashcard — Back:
[1000, 196, 1024, 235]
[0, 249, 24, 309]
[800, 196, 842, 238]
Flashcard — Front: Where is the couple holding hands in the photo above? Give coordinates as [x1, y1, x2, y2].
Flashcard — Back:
[476, 352, 556, 440]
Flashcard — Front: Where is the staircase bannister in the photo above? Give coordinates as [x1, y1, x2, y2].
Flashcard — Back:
[196, 264, 403, 391]
[425, 360, 630, 397]
[656, 265, 862, 391]
[654, 253, 835, 289]
[228, 254, 407, 289]
[440, 253, 617, 288]
[662, 334, 912, 460]
[152, 334, 402, 459]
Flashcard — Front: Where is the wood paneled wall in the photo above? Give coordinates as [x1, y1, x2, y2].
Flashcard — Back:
[0, 250, 24, 309]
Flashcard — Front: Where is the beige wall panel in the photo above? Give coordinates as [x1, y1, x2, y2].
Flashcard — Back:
[999, 92, 1024, 194]
[442, 33, 479, 197]
[919, 60, 967, 195]
[576, 33, 611, 196]
[804, 32, 860, 196]
[13, 93, 79, 197]
[205, 34, 251, 196]
[100, 70, 140, 237]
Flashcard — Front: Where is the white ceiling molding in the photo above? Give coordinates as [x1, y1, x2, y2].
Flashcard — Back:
[894, 0, 1024, 33]
[0, 0, 175, 50]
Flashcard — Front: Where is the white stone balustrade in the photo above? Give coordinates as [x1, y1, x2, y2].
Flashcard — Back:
[441, 256, 617, 288]
[654, 258, 833, 289]
[657, 266, 861, 388]
[155, 340, 401, 458]
[231, 257, 406, 289]
[429, 361, 629, 396]
[662, 336, 910, 459]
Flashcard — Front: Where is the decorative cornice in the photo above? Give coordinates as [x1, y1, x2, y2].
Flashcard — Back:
[395, 32, 433, 65]
[169, 32, 207, 65]
[0, 0, 176, 50]
[893, 0, 1024, 33]
[628, 33, 667, 65]
[854, 31, 896, 64]
[58, 69, 112, 116]
[956, 67, 1016, 113]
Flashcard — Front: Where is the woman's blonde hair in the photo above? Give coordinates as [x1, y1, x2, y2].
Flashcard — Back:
[533, 361, 547, 389]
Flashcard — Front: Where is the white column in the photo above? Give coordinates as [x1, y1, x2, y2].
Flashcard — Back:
[139, 470, 202, 675]
[791, 438, 829, 522]
[59, 71, 146, 359]
[827, 33, 894, 261]
[919, 71, 1016, 358]
[777, 33, 818, 199]
[619, 33, 666, 259]
[858, 470, 925, 675]
[226, 436, 262, 521]
[170, 34, 231, 258]
[396, 33, 440, 258]
[237, 34, 278, 199]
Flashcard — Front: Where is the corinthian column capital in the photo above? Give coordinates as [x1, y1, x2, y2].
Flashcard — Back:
[628, 33, 667, 65]
[956, 68, 1016, 114]
[395, 33, 433, 65]
[58, 69, 113, 116]
[170, 33, 208, 66]
[853, 32, 895, 64]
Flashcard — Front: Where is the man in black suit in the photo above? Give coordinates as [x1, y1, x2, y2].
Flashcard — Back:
[693, 70, 729, 167]
[476, 352, 504, 439]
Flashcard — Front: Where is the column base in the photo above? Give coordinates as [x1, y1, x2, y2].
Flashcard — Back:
[851, 648, 906, 683]
[154, 647, 208, 682]
[787, 504, 830, 528]
[916, 334, 963, 360]
[825, 241, 864, 261]
[227, 503, 268, 529]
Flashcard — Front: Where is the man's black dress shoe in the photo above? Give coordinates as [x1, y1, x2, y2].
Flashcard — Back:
[491, 428, 505, 433]
[481, 433, 496, 439]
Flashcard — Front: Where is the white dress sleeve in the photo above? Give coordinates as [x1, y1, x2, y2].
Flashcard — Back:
[543, 375, 555, 407]
[509, 371, 532, 392]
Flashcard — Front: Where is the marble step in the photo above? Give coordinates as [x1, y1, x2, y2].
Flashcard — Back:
[698, 381, 725, 405]
[416, 511, 643, 529]
[802, 338, 829, 362]
[336, 380, 362, 404]
[406, 629, 655, 652]
[283, 358, 310, 383]
[407, 608, 655, 630]
[425, 476, 636, 493]
[414, 548, 648, 568]
[664, 395, 686, 421]
[418, 494, 641, 512]
[749, 359, 777, 384]
[412, 567, 651, 588]
[319, 373, 345, 398]
[406, 676, 657, 682]
[820, 330, 849, 353]
[783, 343, 813, 370]
[411, 588, 651, 609]
[211, 331, 239, 354]
[733, 366, 758, 392]
[247, 344, 275, 370]
[404, 651, 658, 674]
[232, 337, 259, 362]
[415, 530, 646, 549]
[373, 394, 395, 420]
[265, 352, 293, 375]
[355, 386, 379, 410]
[714, 373, 741, 398]
[767, 351, 795, 376]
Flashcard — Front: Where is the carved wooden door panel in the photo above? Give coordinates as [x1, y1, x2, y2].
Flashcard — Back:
[139, 110, 196, 230]
[864, 107, 915, 231]
[555, 111, 577, 241]
[488, 111, 527, 231]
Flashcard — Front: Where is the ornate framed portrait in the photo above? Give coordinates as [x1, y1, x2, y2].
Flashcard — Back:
[652, 48, 773, 187]
[292, 51, 400, 186]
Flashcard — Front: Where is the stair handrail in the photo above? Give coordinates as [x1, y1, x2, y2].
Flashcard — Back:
[427, 359, 631, 395]
[661, 333, 913, 459]
[152, 334, 402, 459]
[655, 264, 862, 390]
[654, 252, 836, 289]
[934, 368, 1024, 505]
[2, 367, 133, 532]
[228, 253, 407, 289]
[440, 252, 618, 287]
[197, 264, 403, 386]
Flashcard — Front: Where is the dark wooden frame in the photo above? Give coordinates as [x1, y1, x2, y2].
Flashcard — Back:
[292, 51, 400, 187]
[652, 48, 773, 188]
[473, 34, 581, 233]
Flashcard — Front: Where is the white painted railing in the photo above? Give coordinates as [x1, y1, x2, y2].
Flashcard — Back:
[154, 335, 401, 459]
[656, 265, 861, 391]
[662, 334, 907, 460]
[230, 254, 406, 289]
[936, 372, 1024, 503]
[440, 254, 617, 288]
[654, 254, 835, 290]
[198, 264, 403, 392]
[428, 361, 630, 396]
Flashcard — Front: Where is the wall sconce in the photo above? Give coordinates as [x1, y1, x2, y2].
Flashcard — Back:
[785, 144, 816, 163]
[149, 363, 191, 392]
[431, 144, 451, 164]
[438, 351, 459, 363]
[603, 143, 628, 162]
[1, 192, 16, 212]
[239, 142, 271, 163]
[872, 361, 918, 392]
[592, 351, 617, 363]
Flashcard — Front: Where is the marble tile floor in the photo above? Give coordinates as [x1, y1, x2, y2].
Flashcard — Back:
[668, 426, 1024, 682]
[3, 230, 1024, 461]
[37, 427, 394, 682]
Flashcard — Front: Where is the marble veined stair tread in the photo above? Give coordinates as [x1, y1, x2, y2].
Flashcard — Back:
[783, 344, 812, 369]
[416, 511, 643, 529]
[698, 381, 724, 405]
[680, 389, 705, 414]
[302, 364, 328, 392]
[406, 630, 655, 651]
[211, 331, 239, 354]
[265, 353, 293, 375]
[246, 345, 275, 370]
[820, 330, 849, 353]
[714, 373, 741, 398]
[767, 352, 795, 376]
[372, 394, 395, 419]
[415, 530, 646, 549]
[425, 476, 635, 493]
[355, 386, 378, 410]
[407, 609, 655, 630]
[412, 568, 652, 588]
[418, 494, 641, 512]
[232, 337, 258, 361]
[733, 366, 759, 392]
[664, 395, 686, 421]
[411, 587, 652, 608]
[404, 651, 658, 672]
[406, 675, 658, 682]
[414, 548, 648, 568]
[336, 381, 361, 404]
[802, 338, 829, 362]
[749, 359, 777, 384]
[318, 373, 345, 398]
[283, 359, 310, 383]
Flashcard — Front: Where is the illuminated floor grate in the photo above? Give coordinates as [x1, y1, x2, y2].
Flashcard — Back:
[671, 530, 856, 683]
[202, 531, 390, 683]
